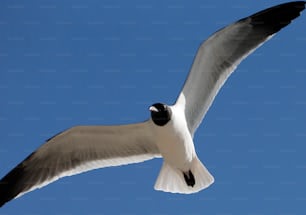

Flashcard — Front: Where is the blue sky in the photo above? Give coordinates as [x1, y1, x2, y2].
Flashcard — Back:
[0, 0, 306, 214]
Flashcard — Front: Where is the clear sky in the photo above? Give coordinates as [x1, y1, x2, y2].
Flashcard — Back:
[0, 0, 306, 214]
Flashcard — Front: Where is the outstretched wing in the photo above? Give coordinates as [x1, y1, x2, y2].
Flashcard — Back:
[0, 121, 160, 207]
[175, 1, 305, 135]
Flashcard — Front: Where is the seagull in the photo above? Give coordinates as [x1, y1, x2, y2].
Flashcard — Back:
[0, 1, 305, 207]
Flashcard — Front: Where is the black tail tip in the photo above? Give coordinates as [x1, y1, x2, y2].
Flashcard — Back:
[183, 170, 195, 187]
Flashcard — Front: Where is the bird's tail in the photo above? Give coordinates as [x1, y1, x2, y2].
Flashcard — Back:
[154, 156, 214, 194]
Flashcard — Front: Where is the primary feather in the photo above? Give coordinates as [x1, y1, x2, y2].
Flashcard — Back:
[175, 1, 306, 135]
[0, 122, 160, 207]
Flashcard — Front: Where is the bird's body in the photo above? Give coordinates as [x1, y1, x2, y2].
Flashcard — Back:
[0, 1, 305, 207]
[149, 103, 213, 193]
[153, 105, 194, 171]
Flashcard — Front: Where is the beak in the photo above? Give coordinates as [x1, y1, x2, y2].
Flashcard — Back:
[149, 106, 158, 112]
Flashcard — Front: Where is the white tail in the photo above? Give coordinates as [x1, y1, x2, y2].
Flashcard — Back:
[154, 156, 214, 194]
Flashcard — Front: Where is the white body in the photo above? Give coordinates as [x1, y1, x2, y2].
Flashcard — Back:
[153, 105, 195, 171]
[152, 104, 214, 194]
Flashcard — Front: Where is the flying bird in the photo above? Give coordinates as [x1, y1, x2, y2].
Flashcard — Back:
[0, 1, 305, 207]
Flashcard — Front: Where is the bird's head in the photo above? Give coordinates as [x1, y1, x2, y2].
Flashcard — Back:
[149, 103, 172, 126]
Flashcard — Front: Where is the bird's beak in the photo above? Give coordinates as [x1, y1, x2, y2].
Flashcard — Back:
[149, 106, 158, 112]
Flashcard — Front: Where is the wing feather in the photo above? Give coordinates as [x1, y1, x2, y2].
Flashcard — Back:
[175, 2, 305, 135]
[0, 121, 160, 207]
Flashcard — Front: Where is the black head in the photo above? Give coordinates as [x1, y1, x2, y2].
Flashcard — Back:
[149, 103, 172, 126]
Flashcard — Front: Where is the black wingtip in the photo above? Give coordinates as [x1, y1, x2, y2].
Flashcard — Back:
[241, 1, 305, 34]
[0, 165, 26, 207]
[0, 152, 35, 208]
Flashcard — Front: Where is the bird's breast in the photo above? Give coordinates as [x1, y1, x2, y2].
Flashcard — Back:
[153, 111, 195, 171]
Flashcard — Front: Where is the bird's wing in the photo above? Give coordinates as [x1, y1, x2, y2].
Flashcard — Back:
[175, 1, 305, 135]
[0, 121, 160, 207]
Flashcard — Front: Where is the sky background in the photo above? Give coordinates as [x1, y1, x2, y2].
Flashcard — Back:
[0, 0, 306, 214]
